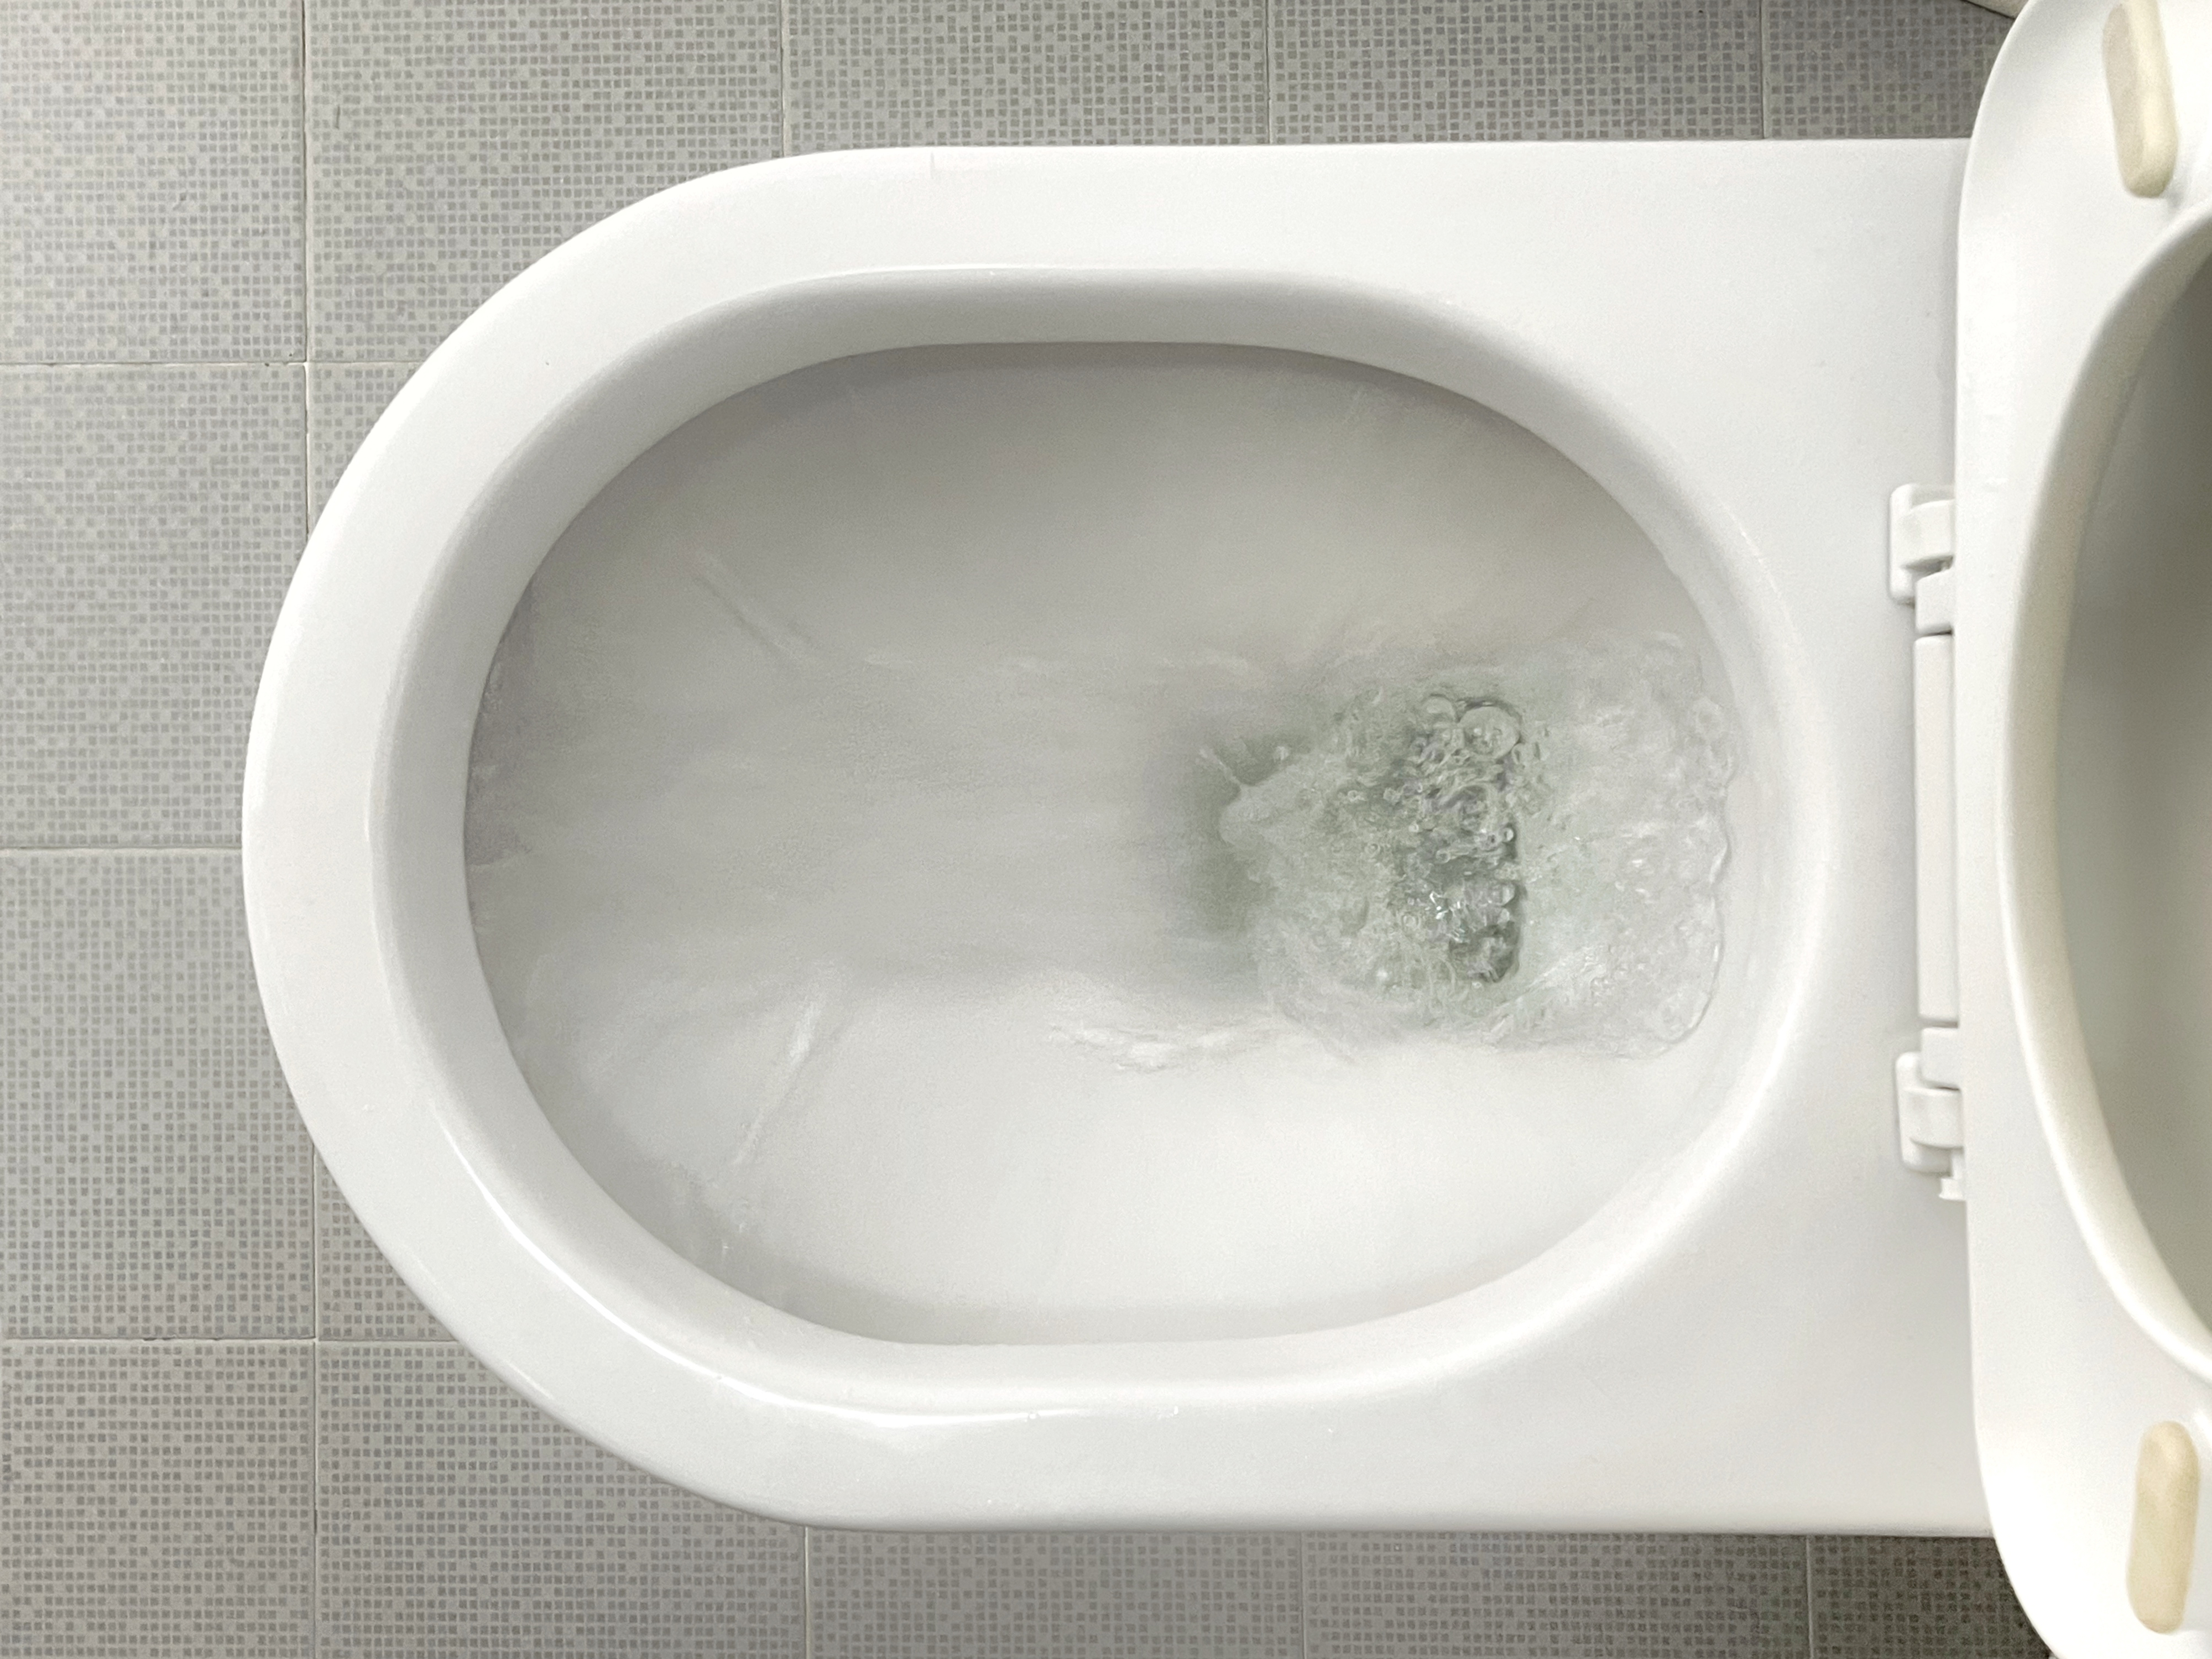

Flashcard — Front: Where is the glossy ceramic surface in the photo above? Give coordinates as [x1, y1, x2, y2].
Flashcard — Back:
[246, 140, 1974, 1529]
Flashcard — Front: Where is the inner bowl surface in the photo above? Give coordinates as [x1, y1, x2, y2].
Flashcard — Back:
[464, 342, 1764, 1344]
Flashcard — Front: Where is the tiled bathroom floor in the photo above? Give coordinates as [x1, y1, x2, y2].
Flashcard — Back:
[1, 0, 2037, 1652]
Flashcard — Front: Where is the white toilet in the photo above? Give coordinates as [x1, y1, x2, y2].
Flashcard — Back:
[242, 0, 2212, 1650]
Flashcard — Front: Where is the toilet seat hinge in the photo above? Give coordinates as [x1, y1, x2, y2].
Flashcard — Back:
[1897, 1035, 1965, 1201]
[1889, 483, 1956, 629]
[1892, 483, 1963, 1199]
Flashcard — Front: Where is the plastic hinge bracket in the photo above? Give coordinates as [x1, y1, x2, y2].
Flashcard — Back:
[1896, 1051, 1965, 1201]
[1890, 484, 1956, 607]
[1895, 479, 1963, 1200]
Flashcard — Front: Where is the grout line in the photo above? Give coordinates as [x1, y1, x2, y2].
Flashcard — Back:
[318, 1338, 466, 1349]
[1264, 0, 1276, 144]
[1760, 0, 1773, 139]
[0, 359, 416, 369]
[779, 0, 794, 158]
[310, 1151, 325, 1653]
[313, 1160, 326, 1345]
[310, 1145, 322, 1658]
[0, 847, 244, 857]
[310, 1339, 321, 1653]
[315, 1337, 465, 1351]
[2, 1337, 321, 1347]
[802, 1526, 815, 1659]
[0, 359, 311, 371]
[1804, 1535, 1817, 1659]
[1296, 1532, 1309, 1659]
[302, 0, 316, 366]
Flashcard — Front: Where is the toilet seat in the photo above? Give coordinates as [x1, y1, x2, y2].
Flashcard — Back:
[1953, 0, 2212, 1651]
[238, 0, 2212, 1646]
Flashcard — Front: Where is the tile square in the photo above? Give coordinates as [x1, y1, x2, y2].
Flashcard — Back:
[1811, 1536, 2049, 1658]
[309, 0, 780, 361]
[316, 1155, 448, 1342]
[790, 0, 1267, 151]
[1274, 0, 1763, 143]
[1304, 1531, 1808, 1657]
[810, 1529, 1303, 1657]
[317, 1343, 804, 1656]
[307, 362, 418, 529]
[1, 852, 312, 1339]
[2, 0, 305, 363]
[0, 1342, 314, 1657]
[0, 366, 305, 847]
[1766, 0, 2010, 139]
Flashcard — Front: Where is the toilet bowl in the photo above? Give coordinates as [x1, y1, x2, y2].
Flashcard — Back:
[472, 339, 1759, 1347]
[242, 0, 2212, 1648]
[255, 144, 1958, 1521]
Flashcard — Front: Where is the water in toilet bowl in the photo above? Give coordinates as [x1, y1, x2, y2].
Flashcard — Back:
[1220, 635, 1732, 1055]
[463, 343, 1751, 1342]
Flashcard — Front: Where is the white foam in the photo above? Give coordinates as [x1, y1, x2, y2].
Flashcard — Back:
[1220, 635, 1733, 1055]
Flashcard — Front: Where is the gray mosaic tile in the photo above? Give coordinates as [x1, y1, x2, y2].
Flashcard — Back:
[1766, 0, 2009, 139]
[2, 0, 304, 364]
[309, 0, 780, 362]
[317, 1343, 804, 1656]
[1811, 1537, 2049, 1659]
[1305, 1532, 1808, 1658]
[0, 852, 312, 1340]
[316, 1155, 448, 1342]
[0, 1342, 314, 1657]
[1274, 0, 1762, 143]
[0, 366, 304, 847]
[308, 362, 417, 529]
[789, 0, 1266, 151]
[810, 1530, 1302, 1658]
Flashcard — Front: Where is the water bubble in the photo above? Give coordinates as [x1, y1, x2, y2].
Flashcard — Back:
[1215, 634, 1733, 1053]
[1458, 701, 1520, 760]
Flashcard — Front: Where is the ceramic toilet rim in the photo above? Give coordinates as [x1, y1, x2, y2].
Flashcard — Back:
[243, 150, 1826, 1509]
[266, 267, 1807, 1376]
